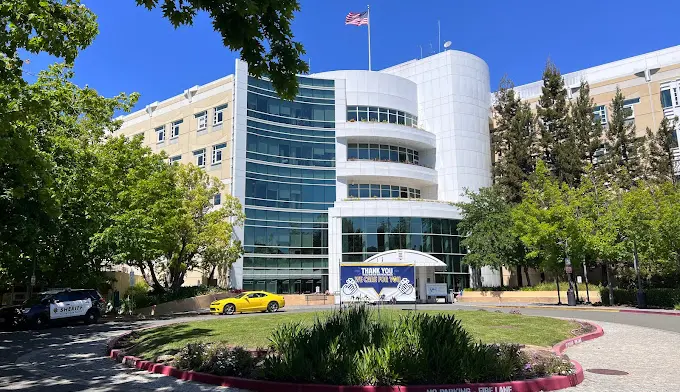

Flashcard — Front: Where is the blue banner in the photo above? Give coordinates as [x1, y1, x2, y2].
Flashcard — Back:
[340, 263, 415, 302]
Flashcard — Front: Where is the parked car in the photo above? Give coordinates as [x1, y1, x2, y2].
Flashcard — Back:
[210, 291, 285, 315]
[20, 288, 106, 328]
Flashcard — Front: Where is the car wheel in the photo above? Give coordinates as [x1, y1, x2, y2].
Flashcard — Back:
[34, 314, 48, 329]
[85, 310, 99, 325]
[267, 301, 279, 313]
[223, 304, 236, 315]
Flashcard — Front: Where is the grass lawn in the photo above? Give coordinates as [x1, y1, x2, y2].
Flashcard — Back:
[126, 309, 579, 360]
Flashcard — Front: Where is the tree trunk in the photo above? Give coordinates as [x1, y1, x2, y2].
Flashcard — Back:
[209, 265, 217, 281]
[605, 262, 614, 306]
[516, 265, 524, 287]
[145, 260, 165, 293]
[523, 266, 532, 287]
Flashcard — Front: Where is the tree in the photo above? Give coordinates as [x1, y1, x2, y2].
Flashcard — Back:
[93, 154, 245, 292]
[0, 63, 138, 292]
[575, 168, 628, 304]
[1, 0, 104, 291]
[645, 117, 679, 183]
[455, 186, 530, 286]
[570, 81, 603, 167]
[536, 60, 581, 186]
[512, 161, 583, 279]
[603, 88, 646, 188]
[492, 77, 537, 204]
[161, 164, 245, 290]
[136, 0, 308, 100]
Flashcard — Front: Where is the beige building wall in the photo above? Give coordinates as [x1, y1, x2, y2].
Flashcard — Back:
[113, 75, 235, 287]
[504, 46, 680, 139]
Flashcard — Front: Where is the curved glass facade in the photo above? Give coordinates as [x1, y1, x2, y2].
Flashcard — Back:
[243, 76, 335, 294]
[341, 217, 469, 289]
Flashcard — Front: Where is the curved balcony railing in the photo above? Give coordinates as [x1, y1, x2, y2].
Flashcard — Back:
[346, 157, 434, 169]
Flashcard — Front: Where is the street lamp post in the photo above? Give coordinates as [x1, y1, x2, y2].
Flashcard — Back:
[563, 239, 576, 306]
[632, 239, 646, 309]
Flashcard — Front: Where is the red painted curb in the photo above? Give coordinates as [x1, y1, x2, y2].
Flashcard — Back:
[552, 322, 604, 355]
[619, 309, 680, 317]
[109, 322, 603, 392]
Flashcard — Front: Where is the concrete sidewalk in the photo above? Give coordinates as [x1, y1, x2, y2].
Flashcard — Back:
[453, 301, 680, 315]
[567, 321, 680, 391]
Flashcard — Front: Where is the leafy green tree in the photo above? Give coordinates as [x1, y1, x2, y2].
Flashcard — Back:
[570, 81, 603, 167]
[93, 153, 245, 292]
[575, 169, 628, 304]
[645, 117, 679, 183]
[512, 161, 583, 278]
[161, 164, 245, 290]
[536, 61, 581, 186]
[136, 0, 308, 100]
[646, 182, 680, 282]
[1, 0, 104, 291]
[492, 77, 537, 203]
[1, 63, 138, 292]
[455, 186, 531, 286]
[603, 88, 646, 188]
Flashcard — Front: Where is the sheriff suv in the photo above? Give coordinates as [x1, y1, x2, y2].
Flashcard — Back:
[21, 289, 106, 328]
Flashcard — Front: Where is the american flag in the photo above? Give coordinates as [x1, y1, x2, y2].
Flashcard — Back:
[345, 11, 369, 26]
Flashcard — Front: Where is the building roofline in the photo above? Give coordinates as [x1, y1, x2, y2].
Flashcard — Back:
[506, 44, 680, 100]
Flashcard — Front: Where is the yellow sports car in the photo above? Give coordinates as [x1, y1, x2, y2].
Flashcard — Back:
[210, 291, 285, 315]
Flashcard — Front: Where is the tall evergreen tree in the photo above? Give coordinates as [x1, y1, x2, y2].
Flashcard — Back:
[536, 60, 582, 186]
[492, 77, 537, 204]
[603, 88, 646, 188]
[645, 117, 679, 183]
[570, 81, 603, 167]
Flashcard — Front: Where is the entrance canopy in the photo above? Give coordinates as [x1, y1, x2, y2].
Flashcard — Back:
[363, 250, 447, 270]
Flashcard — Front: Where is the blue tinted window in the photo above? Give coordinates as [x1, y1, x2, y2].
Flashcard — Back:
[661, 89, 673, 108]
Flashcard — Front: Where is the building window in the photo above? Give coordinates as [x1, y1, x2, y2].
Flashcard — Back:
[348, 183, 421, 199]
[155, 126, 165, 142]
[196, 111, 208, 130]
[593, 105, 607, 125]
[346, 105, 418, 127]
[661, 89, 673, 108]
[214, 193, 222, 206]
[169, 155, 181, 164]
[623, 98, 640, 120]
[214, 104, 227, 125]
[171, 119, 182, 138]
[212, 142, 226, 164]
[194, 148, 206, 167]
[347, 143, 421, 166]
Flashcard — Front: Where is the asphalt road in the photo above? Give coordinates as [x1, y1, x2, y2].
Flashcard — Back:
[0, 305, 677, 391]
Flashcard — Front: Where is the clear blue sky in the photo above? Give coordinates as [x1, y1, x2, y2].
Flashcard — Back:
[25, 0, 680, 111]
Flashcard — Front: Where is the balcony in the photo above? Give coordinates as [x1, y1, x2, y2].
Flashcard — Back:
[329, 198, 462, 221]
[338, 120, 436, 150]
[336, 160, 438, 186]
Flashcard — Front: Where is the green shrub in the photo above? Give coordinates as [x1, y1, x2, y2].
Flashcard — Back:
[261, 305, 543, 385]
[519, 282, 599, 292]
[175, 342, 207, 370]
[200, 345, 261, 378]
[599, 287, 680, 308]
[125, 284, 231, 309]
[674, 304, 680, 311]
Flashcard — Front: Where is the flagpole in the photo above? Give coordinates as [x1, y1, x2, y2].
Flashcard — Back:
[367, 5, 372, 71]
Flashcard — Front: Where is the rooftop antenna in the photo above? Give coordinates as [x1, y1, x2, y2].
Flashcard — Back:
[419, 45, 423, 59]
[444, 41, 452, 50]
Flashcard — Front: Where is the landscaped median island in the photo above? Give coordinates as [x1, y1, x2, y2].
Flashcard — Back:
[110, 307, 593, 390]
